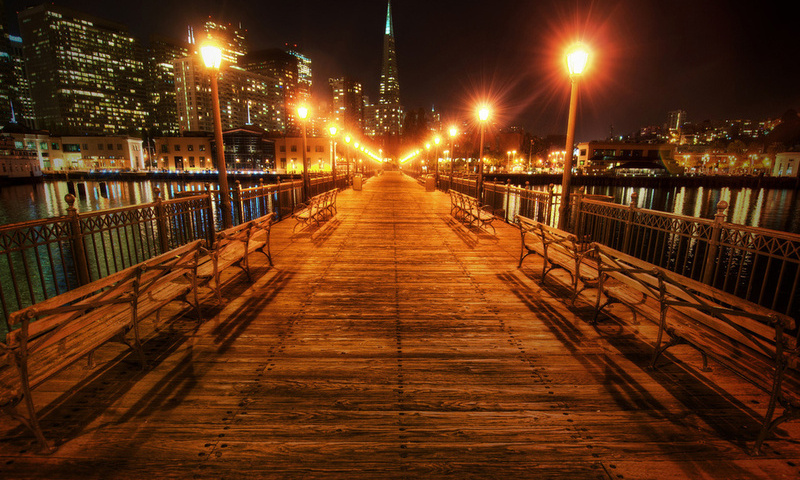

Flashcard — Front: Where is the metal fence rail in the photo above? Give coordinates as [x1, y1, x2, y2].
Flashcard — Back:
[578, 193, 800, 320]
[0, 175, 346, 332]
[442, 174, 800, 322]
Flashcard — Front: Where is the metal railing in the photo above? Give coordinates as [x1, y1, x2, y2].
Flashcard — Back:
[0, 175, 346, 332]
[578, 192, 800, 320]
[442, 174, 800, 321]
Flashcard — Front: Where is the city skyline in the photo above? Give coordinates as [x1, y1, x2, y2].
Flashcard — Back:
[3, 0, 799, 142]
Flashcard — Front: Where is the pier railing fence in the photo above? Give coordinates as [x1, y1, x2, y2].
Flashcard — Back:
[444, 174, 800, 324]
[0, 175, 343, 332]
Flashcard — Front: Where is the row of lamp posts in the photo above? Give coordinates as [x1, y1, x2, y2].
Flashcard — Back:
[204, 37, 589, 232]
[201, 39, 373, 226]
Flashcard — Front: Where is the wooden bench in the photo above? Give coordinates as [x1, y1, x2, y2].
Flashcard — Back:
[515, 215, 595, 298]
[0, 239, 204, 452]
[590, 243, 799, 454]
[292, 189, 338, 232]
[448, 190, 498, 234]
[197, 212, 274, 303]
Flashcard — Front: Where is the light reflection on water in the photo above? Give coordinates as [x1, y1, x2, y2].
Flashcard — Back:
[582, 185, 800, 234]
[0, 179, 261, 226]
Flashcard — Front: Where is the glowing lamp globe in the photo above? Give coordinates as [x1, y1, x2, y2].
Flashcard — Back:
[567, 46, 589, 76]
[200, 45, 222, 69]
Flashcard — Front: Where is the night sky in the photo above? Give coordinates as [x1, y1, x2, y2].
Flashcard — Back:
[5, 0, 800, 141]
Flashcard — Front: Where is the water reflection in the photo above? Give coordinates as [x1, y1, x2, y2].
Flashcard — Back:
[0, 179, 263, 226]
[583, 185, 800, 234]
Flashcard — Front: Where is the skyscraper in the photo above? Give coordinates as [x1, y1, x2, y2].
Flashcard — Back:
[18, 4, 148, 135]
[0, 0, 16, 125]
[242, 47, 310, 135]
[147, 35, 189, 135]
[329, 77, 364, 134]
[376, 0, 402, 137]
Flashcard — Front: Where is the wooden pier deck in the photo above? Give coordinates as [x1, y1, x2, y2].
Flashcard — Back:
[1, 171, 799, 479]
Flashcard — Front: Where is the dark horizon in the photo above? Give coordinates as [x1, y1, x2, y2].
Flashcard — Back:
[5, 0, 799, 141]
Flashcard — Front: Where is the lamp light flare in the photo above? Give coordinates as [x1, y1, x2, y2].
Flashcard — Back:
[200, 45, 222, 69]
[297, 106, 308, 119]
[478, 107, 490, 121]
[567, 45, 589, 75]
[449, 126, 457, 137]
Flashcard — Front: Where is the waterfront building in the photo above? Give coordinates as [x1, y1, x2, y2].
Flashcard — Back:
[147, 36, 189, 136]
[0, 125, 45, 178]
[375, 1, 403, 139]
[57, 136, 144, 171]
[577, 141, 682, 174]
[329, 77, 365, 135]
[173, 56, 284, 134]
[154, 133, 213, 172]
[223, 126, 275, 172]
[17, 4, 148, 135]
[273, 136, 333, 175]
[772, 152, 800, 177]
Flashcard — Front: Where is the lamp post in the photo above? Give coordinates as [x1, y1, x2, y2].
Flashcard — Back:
[433, 135, 441, 187]
[477, 106, 489, 201]
[329, 125, 337, 188]
[449, 126, 457, 175]
[298, 105, 310, 201]
[558, 44, 589, 230]
[201, 43, 232, 229]
[344, 134, 351, 182]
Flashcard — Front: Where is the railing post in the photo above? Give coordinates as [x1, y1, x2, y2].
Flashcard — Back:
[622, 190, 639, 253]
[574, 186, 584, 239]
[204, 183, 215, 245]
[504, 179, 511, 223]
[259, 178, 267, 217]
[234, 180, 243, 225]
[546, 183, 555, 226]
[154, 187, 169, 254]
[65, 194, 91, 285]
[701, 200, 728, 285]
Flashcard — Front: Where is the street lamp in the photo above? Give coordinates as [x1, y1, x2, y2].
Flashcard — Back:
[298, 105, 310, 201]
[477, 106, 490, 200]
[329, 125, 338, 188]
[201, 43, 232, 229]
[448, 126, 458, 188]
[558, 44, 590, 230]
[344, 134, 352, 181]
[433, 135, 441, 187]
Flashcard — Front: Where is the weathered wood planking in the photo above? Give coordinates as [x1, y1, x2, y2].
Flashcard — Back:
[1, 171, 799, 480]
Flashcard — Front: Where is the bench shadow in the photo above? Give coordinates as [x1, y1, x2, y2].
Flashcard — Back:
[0, 308, 202, 452]
[443, 216, 499, 248]
[497, 267, 781, 460]
[210, 269, 295, 354]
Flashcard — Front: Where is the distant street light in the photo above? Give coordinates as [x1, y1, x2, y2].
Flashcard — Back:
[329, 125, 338, 188]
[558, 44, 590, 230]
[201, 43, 232, 229]
[344, 134, 352, 181]
[298, 105, 310, 201]
[433, 135, 441, 187]
[449, 126, 458, 181]
[477, 106, 490, 200]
